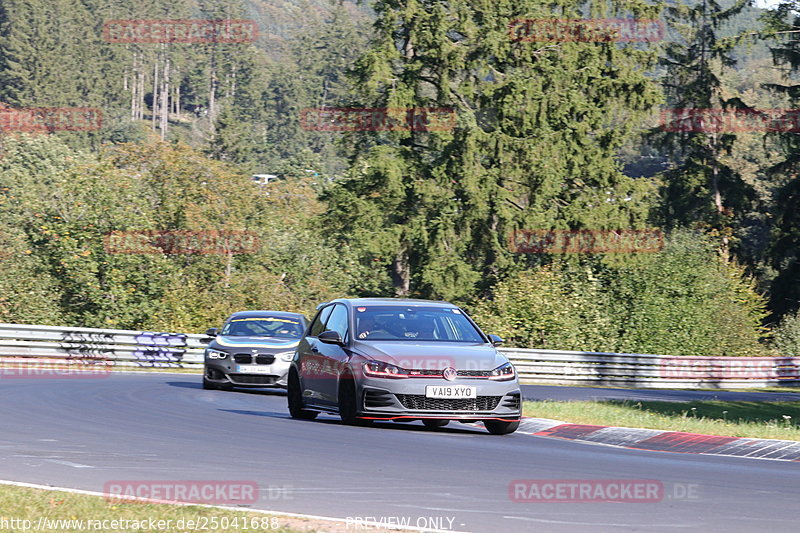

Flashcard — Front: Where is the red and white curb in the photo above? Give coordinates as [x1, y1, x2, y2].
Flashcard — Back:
[517, 418, 800, 462]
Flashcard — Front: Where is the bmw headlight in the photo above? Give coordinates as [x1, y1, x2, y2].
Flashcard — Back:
[277, 351, 295, 362]
[206, 348, 228, 360]
[363, 360, 408, 378]
[488, 362, 515, 381]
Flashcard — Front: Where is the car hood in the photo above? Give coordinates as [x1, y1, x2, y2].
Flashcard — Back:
[351, 341, 507, 371]
[211, 336, 300, 350]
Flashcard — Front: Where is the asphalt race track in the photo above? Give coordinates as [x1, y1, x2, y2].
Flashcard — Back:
[2, 374, 800, 532]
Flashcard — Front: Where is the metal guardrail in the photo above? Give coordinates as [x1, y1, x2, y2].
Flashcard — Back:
[0, 323, 206, 369]
[503, 347, 800, 389]
[0, 323, 797, 388]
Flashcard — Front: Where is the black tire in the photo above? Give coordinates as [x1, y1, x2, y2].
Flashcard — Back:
[287, 369, 318, 420]
[484, 420, 520, 435]
[338, 373, 371, 426]
[422, 419, 449, 429]
[204, 368, 232, 391]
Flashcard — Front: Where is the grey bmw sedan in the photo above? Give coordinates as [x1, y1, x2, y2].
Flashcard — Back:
[203, 310, 307, 390]
[287, 298, 521, 434]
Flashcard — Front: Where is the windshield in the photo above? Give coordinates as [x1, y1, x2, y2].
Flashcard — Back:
[221, 317, 304, 339]
[354, 306, 485, 343]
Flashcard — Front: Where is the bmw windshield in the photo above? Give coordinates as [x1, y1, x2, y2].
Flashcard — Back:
[354, 305, 485, 342]
[221, 317, 304, 339]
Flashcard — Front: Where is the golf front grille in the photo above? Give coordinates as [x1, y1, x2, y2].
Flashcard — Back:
[395, 394, 501, 411]
[364, 390, 395, 408]
[502, 392, 521, 410]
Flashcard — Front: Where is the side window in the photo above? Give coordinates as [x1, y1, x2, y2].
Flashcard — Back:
[309, 305, 334, 337]
[324, 304, 350, 342]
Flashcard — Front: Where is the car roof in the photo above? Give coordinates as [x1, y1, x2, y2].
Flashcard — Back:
[225, 310, 306, 321]
[327, 298, 458, 308]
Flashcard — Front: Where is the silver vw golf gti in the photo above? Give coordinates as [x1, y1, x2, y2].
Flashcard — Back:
[287, 298, 522, 434]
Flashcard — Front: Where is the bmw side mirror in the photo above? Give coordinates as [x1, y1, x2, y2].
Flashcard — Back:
[205, 328, 218, 337]
[488, 334, 504, 347]
[318, 330, 344, 345]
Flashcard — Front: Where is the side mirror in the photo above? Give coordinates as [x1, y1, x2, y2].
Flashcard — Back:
[205, 328, 218, 337]
[488, 334, 504, 347]
[318, 330, 344, 345]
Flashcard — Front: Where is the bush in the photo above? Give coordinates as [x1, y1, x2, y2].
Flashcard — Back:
[472, 230, 769, 356]
[772, 311, 800, 356]
[471, 262, 614, 351]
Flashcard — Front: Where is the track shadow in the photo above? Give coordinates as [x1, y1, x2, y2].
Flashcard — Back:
[366, 421, 485, 435]
[167, 381, 202, 389]
[166, 381, 287, 396]
[229, 388, 287, 397]
[218, 408, 486, 434]
[219, 409, 295, 419]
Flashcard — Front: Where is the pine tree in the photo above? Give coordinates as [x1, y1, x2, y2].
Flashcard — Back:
[761, 0, 800, 316]
[324, 0, 663, 301]
[653, 0, 756, 257]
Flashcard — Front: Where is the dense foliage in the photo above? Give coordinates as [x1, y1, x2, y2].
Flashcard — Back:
[0, 0, 796, 356]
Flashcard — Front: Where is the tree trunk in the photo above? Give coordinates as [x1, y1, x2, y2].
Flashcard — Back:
[208, 48, 218, 134]
[391, 248, 411, 297]
[160, 54, 169, 139]
[709, 132, 730, 260]
[151, 57, 159, 130]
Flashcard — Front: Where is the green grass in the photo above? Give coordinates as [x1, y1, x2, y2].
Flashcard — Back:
[0, 484, 325, 533]
[524, 400, 800, 440]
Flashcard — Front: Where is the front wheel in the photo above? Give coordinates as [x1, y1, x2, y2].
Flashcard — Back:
[202, 376, 218, 390]
[338, 373, 371, 426]
[203, 368, 232, 390]
[484, 420, 520, 435]
[287, 370, 318, 420]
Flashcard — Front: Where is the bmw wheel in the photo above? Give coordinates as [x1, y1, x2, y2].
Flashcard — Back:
[202, 376, 218, 390]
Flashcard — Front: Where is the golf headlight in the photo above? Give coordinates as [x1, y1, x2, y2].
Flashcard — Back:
[363, 360, 408, 378]
[488, 362, 515, 381]
[206, 348, 228, 360]
[277, 351, 295, 362]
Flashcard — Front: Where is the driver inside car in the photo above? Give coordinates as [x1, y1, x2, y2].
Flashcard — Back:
[356, 316, 394, 339]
